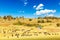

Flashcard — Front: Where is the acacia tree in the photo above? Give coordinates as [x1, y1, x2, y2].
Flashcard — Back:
[7, 15, 13, 21]
[3, 16, 7, 20]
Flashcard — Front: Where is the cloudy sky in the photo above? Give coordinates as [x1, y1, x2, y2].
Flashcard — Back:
[0, 0, 60, 18]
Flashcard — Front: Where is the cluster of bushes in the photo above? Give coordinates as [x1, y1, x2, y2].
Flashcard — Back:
[37, 20, 52, 23]
[3, 16, 25, 21]
[37, 16, 59, 19]
[37, 20, 44, 23]
[3, 15, 13, 21]
[44, 16, 58, 19]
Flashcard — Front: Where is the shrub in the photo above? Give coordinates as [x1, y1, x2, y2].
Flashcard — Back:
[41, 20, 45, 23]
[38, 20, 41, 23]
[29, 19, 32, 21]
[4, 15, 13, 21]
[15, 33, 19, 38]
[3, 16, 7, 19]
[12, 34, 13, 37]
[38, 20, 44, 23]
[56, 23, 60, 27]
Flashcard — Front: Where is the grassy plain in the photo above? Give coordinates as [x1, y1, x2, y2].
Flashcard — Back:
[0, 17, 60, 40]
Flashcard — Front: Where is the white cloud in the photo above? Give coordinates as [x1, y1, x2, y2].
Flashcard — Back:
[35, 9, 56, 15]
[33, 5, 36, 8]
[36, 4, 44, 10]
[47, 14, 54, 17]
[24, 2, 27, 5]
[34, 3, 56, 16]
[24, 2, 28, 6]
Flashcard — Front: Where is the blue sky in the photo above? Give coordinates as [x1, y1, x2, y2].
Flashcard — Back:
[0, 0, 60, 18]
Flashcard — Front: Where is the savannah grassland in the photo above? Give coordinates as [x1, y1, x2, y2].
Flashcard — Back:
[0, 16, 60, 40]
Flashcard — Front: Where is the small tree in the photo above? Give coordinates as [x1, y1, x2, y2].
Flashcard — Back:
[38, 20, 41, 23]
[38, 20, 45, 23]
[3, 16, 7, 20]
[29, 19, 32, 21]
[7, 15, 13, 21]
[56, 23, 60, 27]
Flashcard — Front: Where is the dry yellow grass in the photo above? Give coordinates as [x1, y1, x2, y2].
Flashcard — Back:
[0, 18, 60, 39]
